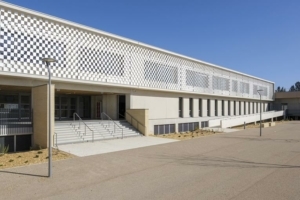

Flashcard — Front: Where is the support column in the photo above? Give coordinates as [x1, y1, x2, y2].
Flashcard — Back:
[224, 100, 228, 116]
[202, 99, 207, 117]
[193, 98, 199, 117]
[240, 101, 244, 115]
[217, 100, 222, 116]
[210, 99, 215, 117]
[32, 84, 55, 148]
[183, 98, 189, 117]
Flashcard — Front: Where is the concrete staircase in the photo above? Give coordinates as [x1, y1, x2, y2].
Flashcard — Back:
[54, 120, 142, 145]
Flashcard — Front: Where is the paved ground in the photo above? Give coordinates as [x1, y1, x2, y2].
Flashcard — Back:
[58, 137, 178, 157]
[1, 121, 300, 200]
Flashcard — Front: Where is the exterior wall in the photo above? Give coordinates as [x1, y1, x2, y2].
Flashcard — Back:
[126, 109, 149, 136]
[130, 91, 178, 119]
[0, 2, 274, 102]
[32, 84, 54, 148]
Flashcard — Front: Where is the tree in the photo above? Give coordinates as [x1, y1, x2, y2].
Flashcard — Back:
[289, 81, 300, 92]
[275, 86, 286, 92]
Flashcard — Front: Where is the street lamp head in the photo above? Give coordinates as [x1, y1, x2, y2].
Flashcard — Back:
[41, 58, 57, 64]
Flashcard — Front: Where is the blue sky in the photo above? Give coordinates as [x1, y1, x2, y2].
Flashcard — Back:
[3, 0, 300, 90]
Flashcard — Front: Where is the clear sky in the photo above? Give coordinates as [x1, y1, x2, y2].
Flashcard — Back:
[3, 0, 300, 90]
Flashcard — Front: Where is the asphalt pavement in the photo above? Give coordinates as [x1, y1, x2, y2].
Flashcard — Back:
[1, 121, 300, 200]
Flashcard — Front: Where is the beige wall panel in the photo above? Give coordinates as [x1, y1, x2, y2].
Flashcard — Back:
[193, 98, 199, 117]
[32, 84, 54, 148]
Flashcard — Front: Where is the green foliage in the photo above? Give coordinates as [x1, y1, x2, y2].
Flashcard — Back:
[0, 144, 9, 156]
[288, 81, 300, 92]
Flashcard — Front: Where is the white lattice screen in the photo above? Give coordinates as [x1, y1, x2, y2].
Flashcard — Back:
[0, 4, 274, 100]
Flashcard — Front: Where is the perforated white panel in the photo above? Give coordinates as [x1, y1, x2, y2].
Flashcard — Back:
[0, 5, 274, 100]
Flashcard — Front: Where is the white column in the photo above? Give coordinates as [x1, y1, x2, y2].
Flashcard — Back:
[240, 101, 244, 115]
[230, 101, 234, 116]
[210, 99, 215, 117]
[202, 99, 207, 117]
[236, 101, 240, 115]
[224, 100, 228, 116]
[244, 102, 248, 115]
[217, 100, 222, 116]
[193, 98, 198, 117]
[183, 98, 189, 118]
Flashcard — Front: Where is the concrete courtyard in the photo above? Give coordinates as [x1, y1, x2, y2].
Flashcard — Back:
[1, 121, 300, 200]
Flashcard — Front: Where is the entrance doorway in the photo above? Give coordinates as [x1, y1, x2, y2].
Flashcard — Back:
[118, 95, 126, 119]
[55, 95, 91, 120]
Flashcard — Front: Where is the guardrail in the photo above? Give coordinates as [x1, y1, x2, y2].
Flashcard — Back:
[0, 108, 33, 136]
[101, 112, 124, 139]
[73, 112, 94, 142]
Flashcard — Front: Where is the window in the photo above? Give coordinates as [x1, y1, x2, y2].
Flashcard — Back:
[207, 99, 210, 117]
[154, 124, 175, 135]
[253, 102, 255, 113]
[199, 99, 202, 117]
[189, 98, 193, 117]
[244, 101, 246, 115]
[222, 100, 224, 116]
[178, 122, 199, 132]
[215, 100, 218, 116]
[228, 100, 231, 116]
[179, 97, 183, 118]
[239, 101, 241, 115]
[256, 102, 258, 113]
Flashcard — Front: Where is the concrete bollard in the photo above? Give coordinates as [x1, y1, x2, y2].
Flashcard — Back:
[244, 122, 246, 129]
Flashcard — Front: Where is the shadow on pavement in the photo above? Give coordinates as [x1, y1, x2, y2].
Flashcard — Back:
[152, 154, 300, 169]
[0, 170, 47, 178]
[219, 136, 300, 143]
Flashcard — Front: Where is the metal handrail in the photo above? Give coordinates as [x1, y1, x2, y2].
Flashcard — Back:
[73, 113, 94, 142]
[125, 112, 146, 132]
[101, 112, 124, 139]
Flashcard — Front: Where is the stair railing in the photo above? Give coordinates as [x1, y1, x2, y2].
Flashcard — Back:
[73, 112, 94, 142]
[125, 112, 146, 133]
[101, 112, 124, 139]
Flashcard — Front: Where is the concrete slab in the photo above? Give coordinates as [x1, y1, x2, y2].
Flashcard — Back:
[58, 136, 178, 157]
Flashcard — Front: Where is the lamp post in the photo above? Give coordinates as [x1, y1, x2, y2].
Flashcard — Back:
[42, 58, 57, 178]
[257, 89, 263, 137]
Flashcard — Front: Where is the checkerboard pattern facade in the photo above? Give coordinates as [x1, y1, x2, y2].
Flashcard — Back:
[0, 5, 274, 100]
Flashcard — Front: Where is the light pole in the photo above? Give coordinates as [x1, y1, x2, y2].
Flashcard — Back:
[42, 58, 57, 178]
[257, 89, 263, 137]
